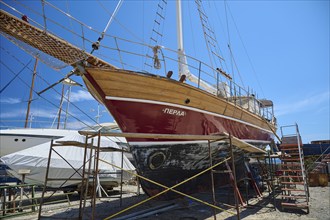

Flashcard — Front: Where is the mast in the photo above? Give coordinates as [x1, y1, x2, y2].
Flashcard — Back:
[175, 0, 217, 95]
[57, 84, 65, 129]
[24, 58, 38, 128]
[62, 78, 82, 129]
[176, 0, 188, 78]
[63, 84, 71, 129]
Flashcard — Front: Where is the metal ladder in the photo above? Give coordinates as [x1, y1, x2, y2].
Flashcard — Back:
[279, 124, 309, 213]
[309, 146, 330, 174]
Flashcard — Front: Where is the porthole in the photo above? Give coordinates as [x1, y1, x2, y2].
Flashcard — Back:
[14, 139, 18, 142]
[22, 139, 26, 142]
[148, 151, 166, 170]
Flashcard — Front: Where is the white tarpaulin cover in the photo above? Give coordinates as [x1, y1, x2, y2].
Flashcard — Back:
[1, 134, 135, 188]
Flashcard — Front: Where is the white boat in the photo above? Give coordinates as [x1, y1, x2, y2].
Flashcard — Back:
[1, 134, 135, 189]
[0, 122, 127, 157]
[0, 128, 78, 156]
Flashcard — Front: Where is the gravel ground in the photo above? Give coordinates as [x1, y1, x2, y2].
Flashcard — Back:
[4, 182, 329, 220]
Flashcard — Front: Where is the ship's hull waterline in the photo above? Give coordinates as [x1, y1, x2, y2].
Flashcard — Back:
[82, 67, 274, 199]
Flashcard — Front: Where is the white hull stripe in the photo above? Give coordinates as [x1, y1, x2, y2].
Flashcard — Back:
[105, 96, 273, 134]
[130, 139, 270, 146]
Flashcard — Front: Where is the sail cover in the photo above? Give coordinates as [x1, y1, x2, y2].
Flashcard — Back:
[1, 134, 135, 188]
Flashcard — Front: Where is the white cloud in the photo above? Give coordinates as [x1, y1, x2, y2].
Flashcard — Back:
[0, 107, 57, 119]
[0, 97, 22, 104]
[65, 90, 94, 102]
[31, 108, 58, 118]
[0, 109, 26, 118]
[275, 91, 329, 116]
[64, 121, 91, 130]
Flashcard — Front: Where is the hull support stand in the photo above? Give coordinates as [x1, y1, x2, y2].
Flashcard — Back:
[230, 134, 241, 220]
[208, 134, 244, 220]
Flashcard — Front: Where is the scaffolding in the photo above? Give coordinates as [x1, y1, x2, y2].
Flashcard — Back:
[10, 130, 273, 219]
[65, 131, 266, 220]
[37, 131, 128, 219]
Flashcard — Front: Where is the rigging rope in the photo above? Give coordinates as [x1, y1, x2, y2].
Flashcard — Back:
[0, 47, 97, 129]
[0, 59, 32, 94]
[43, 0, 95, 32]
[224, 0, 234, 79]
[1, 45, 124, 143]
[143, 0, 168, 73]
[225, 1, 265, 97]
[92, 0, 123, 53]
[195, 0, 225, 81]
[64, 0, 82, 50]
[152, 45, 162, 69]
[1, 0, 43, 30]
[97, 0, 144, 43]
[41, 0, 47, 31]
[187, 1, 197, 58]
[14, 0, 124, 94]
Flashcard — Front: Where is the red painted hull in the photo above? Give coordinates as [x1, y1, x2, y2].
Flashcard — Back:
[105, 98, 273, 144]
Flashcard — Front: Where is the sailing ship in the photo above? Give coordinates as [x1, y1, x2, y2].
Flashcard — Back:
[0, 0, 276, 199]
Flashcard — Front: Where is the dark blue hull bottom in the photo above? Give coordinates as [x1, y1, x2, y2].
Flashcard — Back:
[131, 141, 246, 200]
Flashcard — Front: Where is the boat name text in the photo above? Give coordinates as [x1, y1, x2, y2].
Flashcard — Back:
[162, 108, 186, 116]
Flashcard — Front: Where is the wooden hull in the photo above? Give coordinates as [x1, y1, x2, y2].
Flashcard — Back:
[83, 67, 274, 199]
[83, 67, 274, 143]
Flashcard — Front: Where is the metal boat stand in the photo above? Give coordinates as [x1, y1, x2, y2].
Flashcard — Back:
[75, 131, 265, 220]
[207, 134, 245, 220]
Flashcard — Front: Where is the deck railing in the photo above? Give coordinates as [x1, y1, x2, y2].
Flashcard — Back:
[1, 1, 276, 124]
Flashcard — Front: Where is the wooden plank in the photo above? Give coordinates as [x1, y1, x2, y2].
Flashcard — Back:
[54, 141, 127, 152]
[92, 69, 229, 110]
[279, 176, 303, 178]
[280, 144, 299, 148]
[281, 188, 305, 192]
[281, 163, 302, 167]
[281, 202, 308, 208]
[279, 170, 303, 173]
[281, 195, 307, 199]
[281, 182, 305, 185]
[281, 158, 301, 161]
[280, 148, 299, 152]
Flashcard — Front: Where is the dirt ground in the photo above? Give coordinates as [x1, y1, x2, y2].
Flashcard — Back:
[4, 181, 329, 220]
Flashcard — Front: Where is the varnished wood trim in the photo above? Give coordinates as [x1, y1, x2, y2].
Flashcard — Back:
[85, 67, 276, 132]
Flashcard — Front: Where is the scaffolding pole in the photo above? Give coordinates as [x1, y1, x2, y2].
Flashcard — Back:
[230, 134, 241, 220]
[37, 131, 266, 219]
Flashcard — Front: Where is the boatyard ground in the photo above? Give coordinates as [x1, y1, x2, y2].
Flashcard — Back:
[5, 182, 329, 220]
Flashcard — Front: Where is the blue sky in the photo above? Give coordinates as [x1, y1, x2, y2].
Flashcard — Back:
[0, 0, 329, 144]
